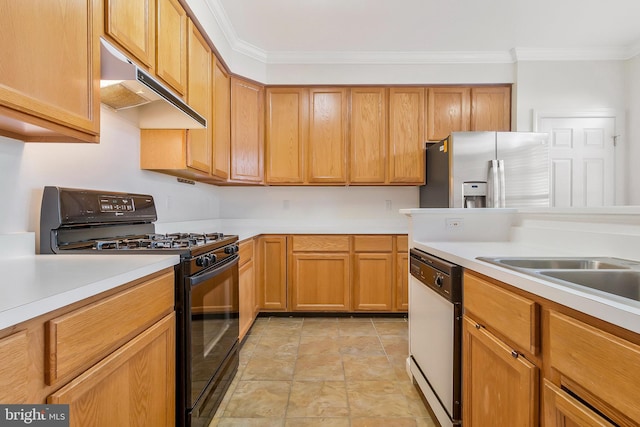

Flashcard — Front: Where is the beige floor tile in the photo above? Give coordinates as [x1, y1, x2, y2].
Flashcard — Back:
[294, 354, 345, 381]
[241, 355, 296, 380]
[371, 317, 408, 323]
[339, 336, 386, 356]
[379, 335, 409, 357]
[351, 418, 418, 427]
[223, 381, 291, 418]
[415, 417, 439, 427]
[214, 418, 286, 426]
[338, 321, 377, 336]
[298, 335, 342, 355]
[301, 317, 339, 324]
[301, 322, 340, 336]
[253, 334, 301, 357]
[389, 356, 411, 380]
[373, 321, 409, 336]
[286, 381, 349, 417]
[346, 381, 419, 418]
[342, 354, 399, 381]
[284, 418, 350, 427]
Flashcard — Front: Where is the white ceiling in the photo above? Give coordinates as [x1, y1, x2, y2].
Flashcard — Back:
[209, 0, 640, 64]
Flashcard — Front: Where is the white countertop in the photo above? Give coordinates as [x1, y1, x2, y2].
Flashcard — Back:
[0, 253, 179, 330]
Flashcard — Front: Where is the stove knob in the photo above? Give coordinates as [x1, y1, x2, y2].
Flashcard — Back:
[195, 256, 205, 267]
[224, 245, 237, 255]
[209, 254, 217, 263]
[196, 255, 211, 267]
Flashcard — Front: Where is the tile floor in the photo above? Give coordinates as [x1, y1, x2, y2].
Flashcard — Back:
[210, 316, 437, 427]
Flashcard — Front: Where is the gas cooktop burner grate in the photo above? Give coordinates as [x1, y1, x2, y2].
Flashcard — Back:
[60, 232, 229, 251]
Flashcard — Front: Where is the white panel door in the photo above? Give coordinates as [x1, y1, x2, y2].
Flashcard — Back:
[537, 116, 616, 207]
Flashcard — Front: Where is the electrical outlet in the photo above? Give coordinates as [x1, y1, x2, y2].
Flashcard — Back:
[446, 218, 463, 230]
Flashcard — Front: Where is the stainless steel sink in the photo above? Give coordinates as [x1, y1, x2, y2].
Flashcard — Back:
[540, 270, 640, 302]
[476, 256, 640, 303]
[481, 257, 629, 270]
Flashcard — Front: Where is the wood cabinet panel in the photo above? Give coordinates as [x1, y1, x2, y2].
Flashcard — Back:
[291, 253, 350, 311]
[104, 0, 155, 69]
[464, 272, 538, 355]
[395, 252, 409, 311]
[350, 87, 387, 184]
[266, 88, 308, 184]
[396, 235, 409, 252]
[257, 236, 287, 310]
[463, 315, 538, 427]
[388, 87, 425, 184]
[292, 235, 350, 252]
[156, 0, 187, 96]
[308, 88, 348, 183]
[471, 86, 511, 131]
[548, 310, 640, 423]
[48, 313, 175, 427]
[46, 272, 174, 385]
[212, 60, 231, 181]
[543, 380, 614, 427]
[0, 0, 100, 142]
[186, 19, 212, 174]
[0, 330, 28, 403]
[353, 253, 393, 311]
[239, 257, 255, 340]
[426, 87, 471, 141]
[231, 77, 264, 183]
[353, 235, 393, 252]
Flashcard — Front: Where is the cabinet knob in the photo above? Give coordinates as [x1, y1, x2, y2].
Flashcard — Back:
[511, 350, 519, 359]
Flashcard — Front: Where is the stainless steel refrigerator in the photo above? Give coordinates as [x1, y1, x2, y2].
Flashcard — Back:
[420, 131, 550, 208]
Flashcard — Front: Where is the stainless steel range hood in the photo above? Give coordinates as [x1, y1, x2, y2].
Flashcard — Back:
[100, 38, 206, 129]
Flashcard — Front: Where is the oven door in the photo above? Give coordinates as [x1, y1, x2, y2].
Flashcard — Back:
[186, 254, 239, 414]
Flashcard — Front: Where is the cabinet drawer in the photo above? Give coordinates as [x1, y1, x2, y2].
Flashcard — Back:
[543, 379, 614, 427]
[464, 272, 538, 354]
[239, 238, 254, 266]
[0, 330, 28, 403]
[548, 310, 640, 422]
[46, 271, 174, 385]
[396, 235, 408, 252]
[353, 235, 393, 252]
[292, 235, 350, 252]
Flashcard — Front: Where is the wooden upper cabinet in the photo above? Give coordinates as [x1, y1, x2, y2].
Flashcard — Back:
[156, 0, 188, 96]
[265, 88, 309, 184]
[186, 20, 212, 174]
[212, 59, 231, 181]
[104, 0, 155, 70]
[0, 0, 100, 143]
[350, 87, 387, 184]
[230, 77, 264, 183]
[308, 88, 348, 184]
[471, 86, 511, 131]
[388, 87, 425, 184]
[427, 87, 471, 141]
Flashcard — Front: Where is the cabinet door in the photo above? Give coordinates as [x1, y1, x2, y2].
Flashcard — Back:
[395, 252, 409, 311]
[231, 77, 264, 183]
[239, 259, 255, 340]
[426, 87, 471, 141]
[186, 20, 212, 174]
[0, 331, 28, 403]
[257, 236, 287, 310]
[266, 88, 308, 184]
[543, 380, 615, 427]
[291, 253, 350, 311]
[388, 88, 425, 184]
[463, 316, 538, 427]
[350, 87, 387, 184]
[48, 313, 175, 427]
[353, 253, 393, 311]
[0, 0, 100, 142]
[308, 88, 348, 184]
[104, 0, 155, 69]
[470, 86, 511, 131]
[212, 59, 231, 181]
[156, 0, 187, 96]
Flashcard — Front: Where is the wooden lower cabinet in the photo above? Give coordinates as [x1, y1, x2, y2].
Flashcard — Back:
[353, 253, 393, 311]
[0, 331, 29, 403]
[543, 380, 615, 427]
[257, 236, 288, 310]
[462, 315, 538, 427]
[49, 313, 175, 427]
[239, 239, 256, 340]
[395, 252, 409, 311]
[291, 252, 350, 311]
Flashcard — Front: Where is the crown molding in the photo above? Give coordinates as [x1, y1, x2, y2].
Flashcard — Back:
[264, 50, 514, 65]
[512, 46, 637, 61]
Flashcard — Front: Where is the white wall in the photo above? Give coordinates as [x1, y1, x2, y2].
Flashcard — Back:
[627, 55, 640, 204]
[0, 107, 222, 234]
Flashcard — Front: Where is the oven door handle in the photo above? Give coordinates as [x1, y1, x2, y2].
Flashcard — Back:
[188, 255, 239, 287]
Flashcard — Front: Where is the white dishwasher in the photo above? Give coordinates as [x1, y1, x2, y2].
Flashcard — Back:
[409, 248, 462, 427]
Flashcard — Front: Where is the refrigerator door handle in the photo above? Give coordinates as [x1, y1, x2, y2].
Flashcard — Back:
[488, 160, 499, 208]
[497, 159, 506, 207]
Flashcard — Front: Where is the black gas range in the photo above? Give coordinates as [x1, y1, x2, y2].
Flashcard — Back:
[40, 186, 239, 427]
